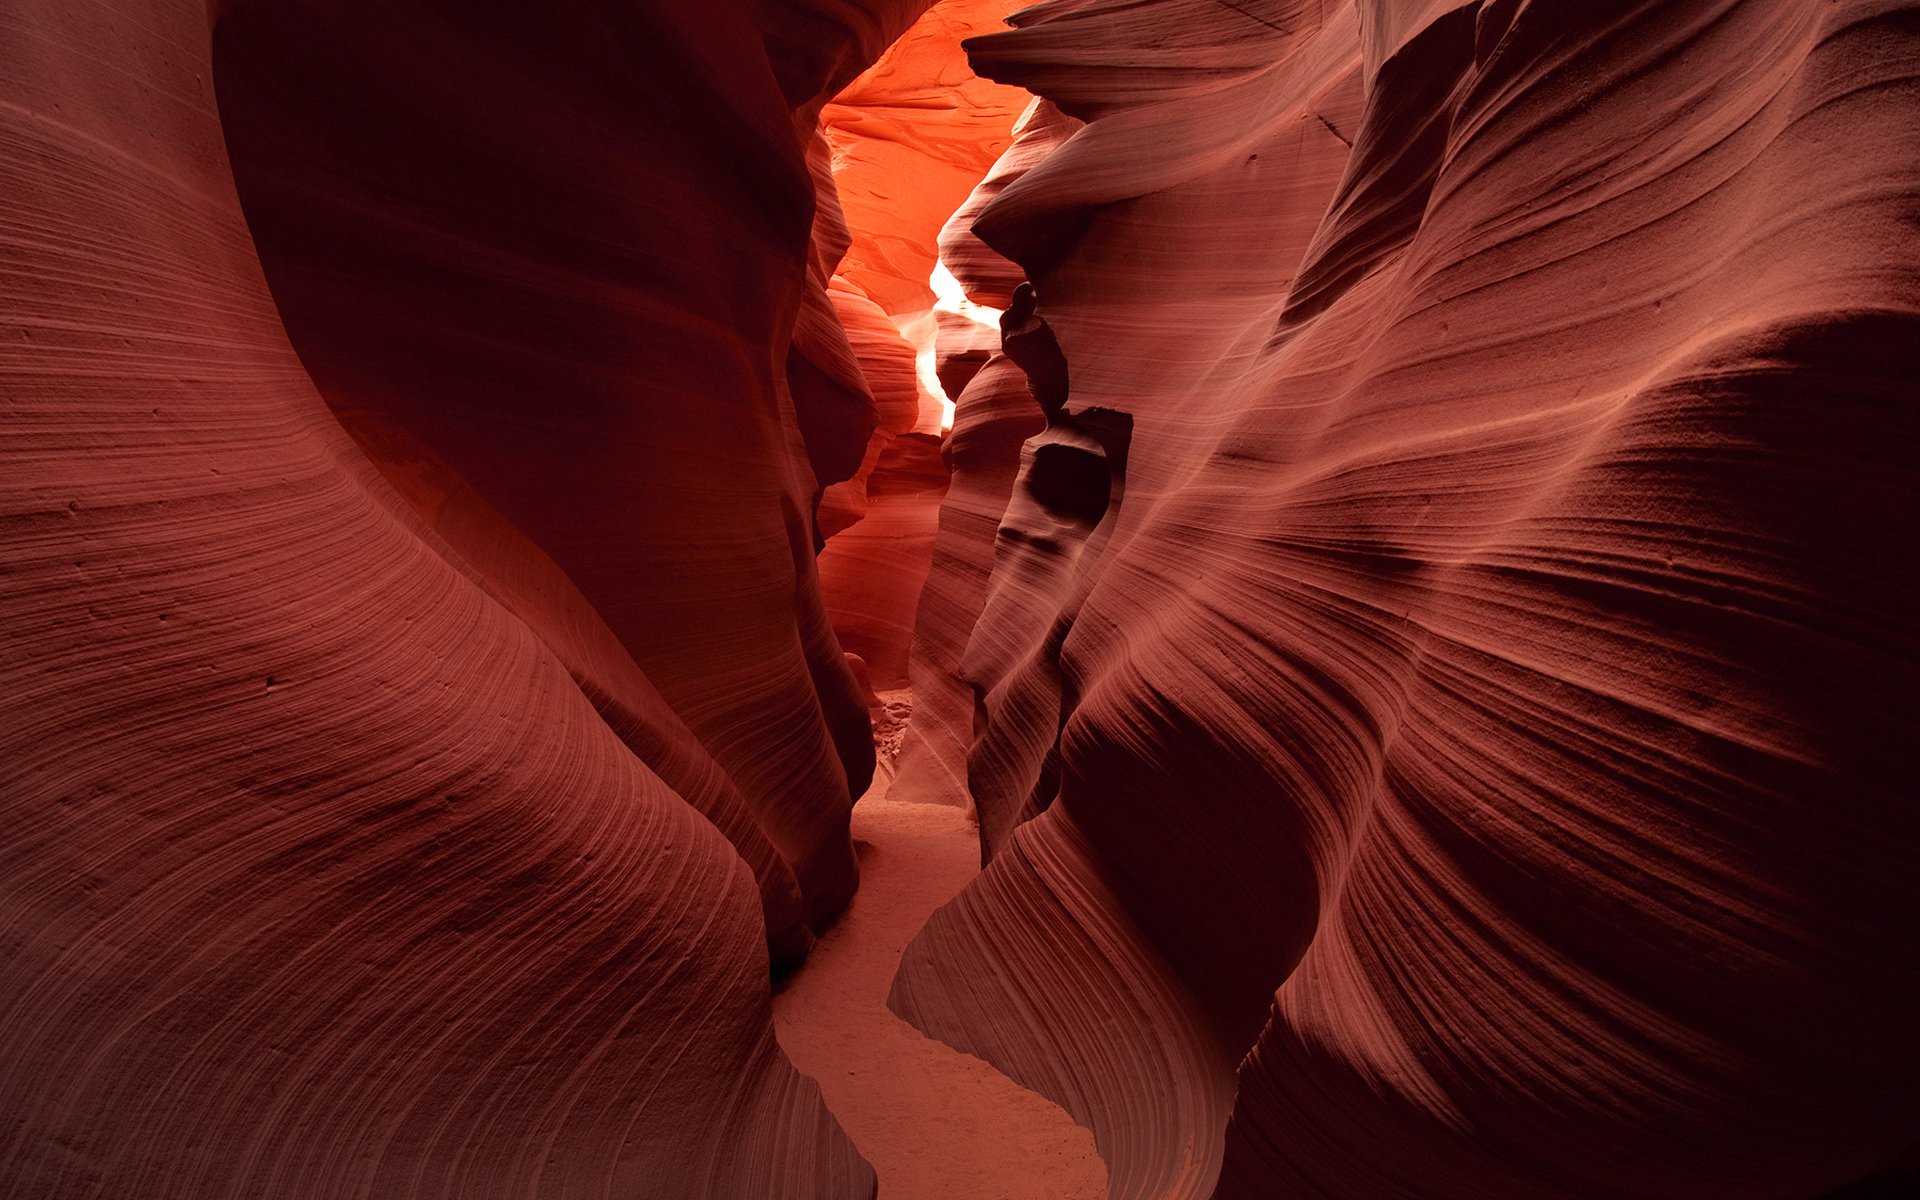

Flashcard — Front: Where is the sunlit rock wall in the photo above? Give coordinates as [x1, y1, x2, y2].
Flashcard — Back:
[815, 0, 1031, 694]
[892, 1, 1920, 1197]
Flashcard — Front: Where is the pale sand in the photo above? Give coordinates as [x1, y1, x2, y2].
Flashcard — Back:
[775, 793, 1109, 1199]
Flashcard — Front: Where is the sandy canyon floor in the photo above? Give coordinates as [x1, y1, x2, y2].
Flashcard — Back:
[775, 791, 1109, 1199]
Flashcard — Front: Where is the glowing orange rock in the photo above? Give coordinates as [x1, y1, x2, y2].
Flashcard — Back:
[815, 0, 1030, 704]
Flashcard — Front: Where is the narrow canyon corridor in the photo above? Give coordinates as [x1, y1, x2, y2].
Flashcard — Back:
[773, 787, 1108, 1200]
[4, 0, 1918, 1198]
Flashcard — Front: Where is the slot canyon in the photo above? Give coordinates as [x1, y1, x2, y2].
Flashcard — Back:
[2, 0, 1917, 1196]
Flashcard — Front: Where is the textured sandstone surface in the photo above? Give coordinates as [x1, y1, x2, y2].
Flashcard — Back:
[6, 0, 1918, 1196]
[819, 433, 953, 688]
[823, 0, 1035, 320]
[211, 0, 920, 947]
[893, 1, 1920, 1196]
[889, 99, 1082, 808]
[774, 788, 1109, 1199]
[814, 0, 1030, 693]
[0, 0, 933, 1195]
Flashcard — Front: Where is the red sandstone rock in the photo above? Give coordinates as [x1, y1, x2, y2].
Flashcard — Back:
[889, 100, 1081, 809]
[818, 276, 925, 541]
[0, 0, 934, 1195]
[893, 1, 1920, 1197]
[822, 0, 1034, 319]
[795, 133, 890, 529]
[813, 0, 1029, 707]
[7, 0, 1918, 1195]
[819, 433, 953, 688]
[212, 0, 902, 937]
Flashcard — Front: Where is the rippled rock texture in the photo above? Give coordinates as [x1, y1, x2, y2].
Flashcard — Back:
[813, 0, 1030, 692]
[7, 0, 1918, 1196]
[893, 0, 1920, 1197]
[1, 0, 936, 1195]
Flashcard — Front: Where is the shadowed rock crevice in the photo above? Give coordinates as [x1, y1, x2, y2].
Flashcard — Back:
[4, 0, 1917, 1197]
[887, 1, 1920, 1198]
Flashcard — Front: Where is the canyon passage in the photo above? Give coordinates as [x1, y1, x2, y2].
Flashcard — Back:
[2, 1, 1917, 1198]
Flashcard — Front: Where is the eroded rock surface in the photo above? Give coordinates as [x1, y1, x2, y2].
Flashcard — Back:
[0, 0, 940, 1195]
[893, 1, 1920, 1197]
[5, 0, 1916, 1196]
[814, 0, 1030, 693]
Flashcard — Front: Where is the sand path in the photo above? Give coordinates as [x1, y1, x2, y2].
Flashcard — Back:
[774, 793, 1109, 1200]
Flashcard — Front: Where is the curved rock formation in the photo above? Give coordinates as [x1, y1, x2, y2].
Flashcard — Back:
[812, 0, 1030, 696]
[819, 432, 953, 689]
[1, 0, 940, 1194]
[212, 0, 908, 942]
[889, 99, 1081, 807]
[893, 1, 1920, 1196]
[8, 0, 1918, 1194]
[823, 0, 1034, 319]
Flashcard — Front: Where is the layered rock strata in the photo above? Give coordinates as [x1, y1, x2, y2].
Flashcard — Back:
[0, 0, 941, 1195]
[889, 99, 1083, 807]
[813, 0, 1031, 692]
[892, 1, 1920, 1197]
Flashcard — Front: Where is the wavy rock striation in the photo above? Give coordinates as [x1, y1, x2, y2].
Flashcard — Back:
[888, 98, 1083, 807]
[211, 0, 935, 948]
[813, 0, 1030, 692]
[822, 0, 1035, 319]
[893, 0, 1920, 1196]
[0, 0, 941, 1195]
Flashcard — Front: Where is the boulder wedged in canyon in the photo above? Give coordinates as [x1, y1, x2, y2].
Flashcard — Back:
[807, 1, 1034, 705]
[893, 0, 1920, 1197]
[889, 99, 1082, 809]
[0, 0, 950, 1194]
